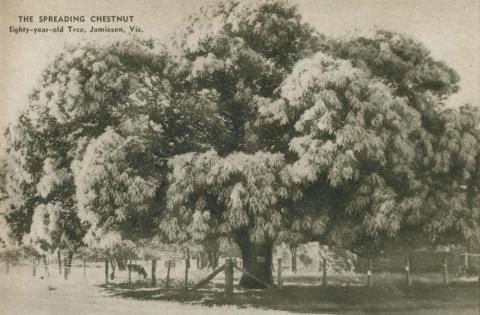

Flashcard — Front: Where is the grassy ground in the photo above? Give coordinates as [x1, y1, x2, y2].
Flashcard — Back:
[0, 277, 285, 315]
[1, 264, 478, 314]
[100, 272, 480, 314]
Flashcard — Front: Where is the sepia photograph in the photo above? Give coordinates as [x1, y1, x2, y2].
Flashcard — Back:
[0, 0, 479, 314]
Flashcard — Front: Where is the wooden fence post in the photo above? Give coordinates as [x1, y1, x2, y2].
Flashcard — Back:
[32, 259, 36, 277]
[128, 259, 132, 283]
[184, 258, 189, 288]
[277, 258, 282, 288]
[64, 257, 68, 280]
[443, 257, 448, 285]
[151, 259, 157, 286]
[405, 256, 411, 288]
[225, 258, 234, 295]
[83, 259, 86, 278]
[6, 260, 9, 275]
[367, 258, 373, 287]
[475, 256, 480, 312]
[58, 251, 62, 274]
[165, 260, 171, 289]
[105, 258, 109, 285]
[477, 262, 480, 313]
[45, 257, 49, 277]
[322, 258, 327, 287]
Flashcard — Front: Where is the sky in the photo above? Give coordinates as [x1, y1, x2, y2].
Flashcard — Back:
[0, 0, 479, 147]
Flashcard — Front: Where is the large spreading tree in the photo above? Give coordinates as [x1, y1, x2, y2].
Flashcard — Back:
[1, 0, 479, 289]
[163, 0, 480, 287]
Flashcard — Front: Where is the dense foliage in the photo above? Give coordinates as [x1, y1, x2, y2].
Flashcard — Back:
[0, 0, 478, 288]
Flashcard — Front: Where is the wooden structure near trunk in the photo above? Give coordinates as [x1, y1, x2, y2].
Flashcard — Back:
[192, 258, 276, 295]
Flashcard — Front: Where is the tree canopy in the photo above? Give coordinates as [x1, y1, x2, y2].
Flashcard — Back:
[1, 0, 479, 288]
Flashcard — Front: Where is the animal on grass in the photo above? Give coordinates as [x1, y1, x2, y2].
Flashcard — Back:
[128, 263, 147, 279]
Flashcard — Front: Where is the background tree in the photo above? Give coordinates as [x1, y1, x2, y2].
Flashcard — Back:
[0, 154, 9, 247]
[325, 30, 480, 252]
[0, 40, 153, 258]
[2, 36, 227, 261]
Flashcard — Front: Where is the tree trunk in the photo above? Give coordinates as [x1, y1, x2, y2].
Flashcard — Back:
[290, 246, 297, 273]
[236, 235, 273, 289]
[207, 250, 219, 270]
[110, 260, 116, 280]
[106, 251, 116, 280]
[199, 253, 207, 269]
[67, 250, 73, 274]
[116, 256, 126, 271]
[213, 252, 219, 270]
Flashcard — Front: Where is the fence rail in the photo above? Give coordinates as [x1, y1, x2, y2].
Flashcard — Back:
[0, 256, 244, 288]
[1, 252, 478, 291]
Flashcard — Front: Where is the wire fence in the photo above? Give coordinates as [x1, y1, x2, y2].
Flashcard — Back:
[354, 251, 464, 274]
[0, 257, 244, 287]
[1, 252, 477, 289]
